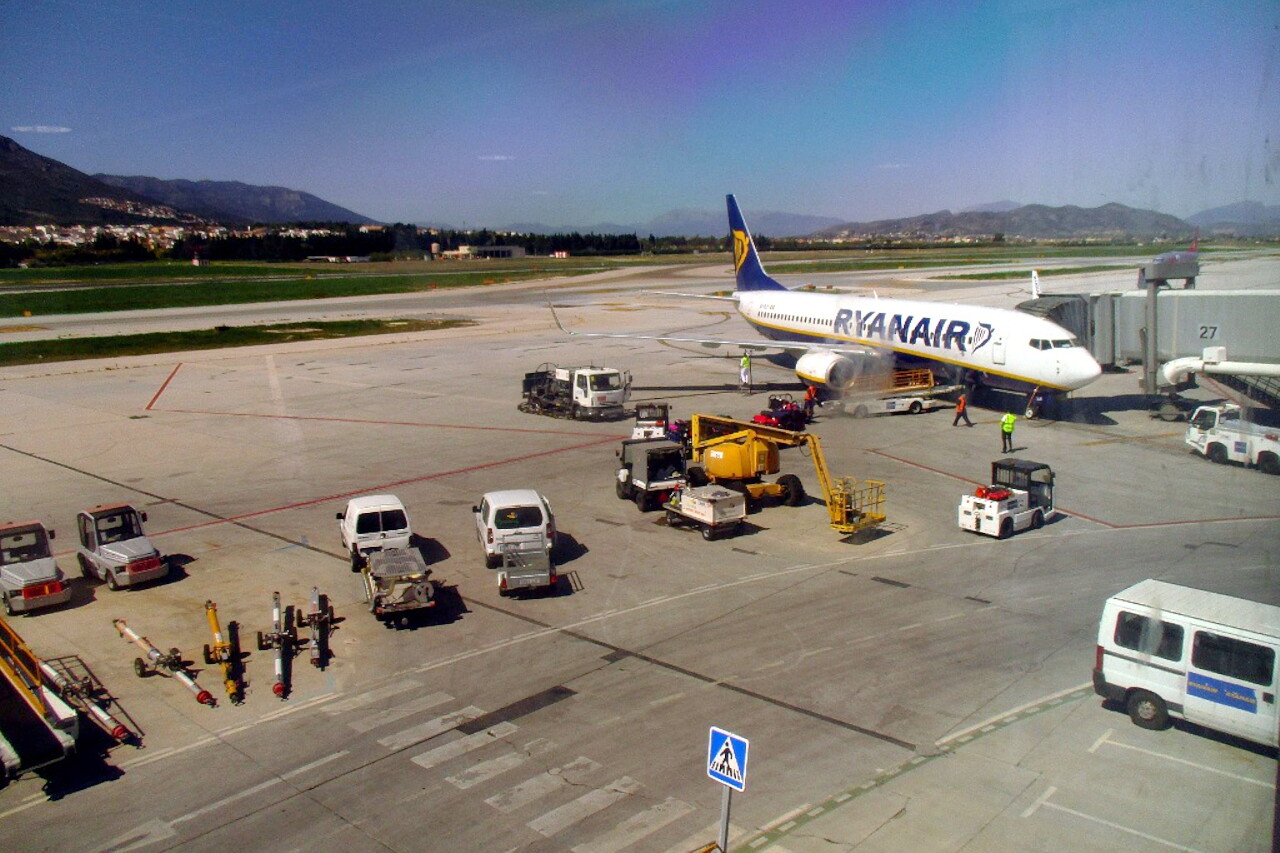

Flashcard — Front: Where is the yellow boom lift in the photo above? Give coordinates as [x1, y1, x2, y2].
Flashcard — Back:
[687, 414, 886, 535]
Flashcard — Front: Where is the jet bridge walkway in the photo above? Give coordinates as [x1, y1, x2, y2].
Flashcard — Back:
[0, 617, 75, 778]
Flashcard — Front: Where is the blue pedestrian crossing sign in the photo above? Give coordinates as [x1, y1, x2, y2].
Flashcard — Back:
[707, 727, 749, 791]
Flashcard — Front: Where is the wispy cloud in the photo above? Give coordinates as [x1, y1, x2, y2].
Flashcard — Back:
[478, 155, 515, 161]
[11, 125, 71, 133]
[877, 162, 908, 170]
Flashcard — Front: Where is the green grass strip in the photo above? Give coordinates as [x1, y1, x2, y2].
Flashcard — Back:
[0, 318, 473, 367]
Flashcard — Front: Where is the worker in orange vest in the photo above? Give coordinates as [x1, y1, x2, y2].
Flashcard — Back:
[803, 384, 818, 420]
[952, 391, 973, 427]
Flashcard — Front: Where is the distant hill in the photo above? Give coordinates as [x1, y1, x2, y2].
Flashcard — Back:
[95, 175, 376, 225]
[0, 135, 191, 226]
[1187, 201, 1280, 237]
[815, 203, 1193, 241]
[499, 208, 844, 238]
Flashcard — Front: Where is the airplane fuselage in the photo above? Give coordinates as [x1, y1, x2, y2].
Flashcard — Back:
[735, 290, 1100, 392]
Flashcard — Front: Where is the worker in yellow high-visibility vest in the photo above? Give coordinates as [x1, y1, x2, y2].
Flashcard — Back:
[1000, 411, 1016, 452]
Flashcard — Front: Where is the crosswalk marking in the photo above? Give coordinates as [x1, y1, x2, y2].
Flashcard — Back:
[377, 706, 484, 751]
[570, 797, 695, 853]
[410, 722, 518, 770]
[528, 776, 641, 837]
[322, 680, 425, 714]
[485, 756, 601, 813]
[348, 691, 453, 733]
[447, 738, 554, 790]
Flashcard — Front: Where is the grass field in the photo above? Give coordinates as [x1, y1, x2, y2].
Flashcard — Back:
[0, 318, 472, 367]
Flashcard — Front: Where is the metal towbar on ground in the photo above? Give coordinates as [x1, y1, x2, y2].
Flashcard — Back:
[256, 591, 296, 699]
[113, 618, 215, 707]
[298, 587, 333, 670]
[40, 655, 139, 742]
[202, 600, 243, 704]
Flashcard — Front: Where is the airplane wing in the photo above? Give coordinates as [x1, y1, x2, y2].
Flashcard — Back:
[547, 301, 876, 359]
[638, 289, 740, 301]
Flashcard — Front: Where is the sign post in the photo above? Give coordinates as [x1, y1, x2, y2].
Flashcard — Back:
[707, 727, 749, 851]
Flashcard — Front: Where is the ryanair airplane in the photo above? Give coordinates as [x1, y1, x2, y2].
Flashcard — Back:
[555, 195, 1102, 413]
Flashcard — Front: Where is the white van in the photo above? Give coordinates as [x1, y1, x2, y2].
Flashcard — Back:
[473, 489, 555, 569]
[337, 495, 412, 569]
[1093, 579, 1278, 748]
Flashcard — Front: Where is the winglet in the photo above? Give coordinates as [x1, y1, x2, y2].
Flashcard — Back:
[726, 195, 786, 292]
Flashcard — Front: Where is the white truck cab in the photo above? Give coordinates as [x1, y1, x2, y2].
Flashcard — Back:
[76, 504, 167, 589]
[0, 521, 71, 615]
[337, 495, 411, 569]
[958, 459, 1056, 539]
[1185, 403, 1280, 474]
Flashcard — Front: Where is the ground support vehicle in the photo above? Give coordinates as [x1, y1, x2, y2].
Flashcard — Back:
[958, 459, 1056, 539]
[474, 490, 556, 569]
[663, 485, 746, 540]
[616, 437, 686, 511]
[687, 414, 886, 536]
[752, 394, 807, 430]
[40, 654, 137, 742]
[76, 504, 167, 589]
[256, 591, 296, 699]
[496, 537, 557, 596]
[0, 521, 71, 615]
[833, 368, 956, 418]
[1185, 403, 1280, 474]
[201, 600, 243, 704]
[518, 363, 631, 420]
[631, 401, 671, 438]
[337, 494, 412, 569]
[299, 586, 333, 669]
[361, 548, 435, 622]
[1093, 579, 1278, 748]
[0, 616, 79, 779]
[113, 618, 215, 707]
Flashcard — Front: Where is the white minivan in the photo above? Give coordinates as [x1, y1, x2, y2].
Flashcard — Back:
[1093, 579, 1278, 748]
[473, 489, 555, 569]
[337, 495, 412, 569]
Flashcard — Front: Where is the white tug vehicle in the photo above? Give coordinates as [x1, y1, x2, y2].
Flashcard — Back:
[958, 459, 1056, 539]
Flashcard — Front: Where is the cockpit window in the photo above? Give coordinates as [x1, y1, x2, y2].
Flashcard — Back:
[1051, 338, 1079, 349]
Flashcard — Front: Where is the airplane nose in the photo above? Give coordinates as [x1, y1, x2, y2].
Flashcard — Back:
[1065, 352, 1102, 389]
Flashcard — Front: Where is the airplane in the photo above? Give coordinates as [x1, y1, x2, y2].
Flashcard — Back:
[1144, 229, 1199, 285]
[553, 195, 1102, 416]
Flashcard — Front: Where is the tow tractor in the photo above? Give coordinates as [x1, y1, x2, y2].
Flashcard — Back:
[958, 459, 1056, 539]
[686, 414, 887, 536]
[518, 363, 632, 420]
[616, 436, 686, 511]
[630, 401, 672, 439]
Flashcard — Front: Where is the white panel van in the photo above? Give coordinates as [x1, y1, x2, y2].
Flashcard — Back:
[1093, 579, 1278, 748]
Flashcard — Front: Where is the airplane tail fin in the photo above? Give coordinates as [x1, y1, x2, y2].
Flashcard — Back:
[1031, 269, 1042, 298]
[727, 194, 787, 291]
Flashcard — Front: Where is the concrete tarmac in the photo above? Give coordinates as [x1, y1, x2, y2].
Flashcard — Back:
[0, 255, 1276, 852]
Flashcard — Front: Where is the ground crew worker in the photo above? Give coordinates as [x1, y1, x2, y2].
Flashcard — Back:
[1000, 411, 1016, 452]
[803, 384, 818, 420]
[739, 352, 752, 393]
[952, 391, 973, 427]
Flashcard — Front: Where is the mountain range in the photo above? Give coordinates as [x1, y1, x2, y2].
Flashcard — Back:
[3, 134, 1278, 237]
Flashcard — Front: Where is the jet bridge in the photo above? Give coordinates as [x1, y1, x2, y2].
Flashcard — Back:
[1017, 272, 1280, 402]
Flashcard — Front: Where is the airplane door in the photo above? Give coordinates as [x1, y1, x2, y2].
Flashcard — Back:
[992, 336, 1006, 365]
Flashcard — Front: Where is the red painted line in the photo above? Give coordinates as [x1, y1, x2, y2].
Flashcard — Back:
[153, 433, 623, 538]
[145, 362, 184, 411]
[156, 407, 614, 438]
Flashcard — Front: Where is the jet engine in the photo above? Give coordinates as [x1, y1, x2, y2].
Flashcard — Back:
[794, 351, 886, 391]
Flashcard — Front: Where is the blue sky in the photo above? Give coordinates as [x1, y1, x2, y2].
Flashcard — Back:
[4, 0, 1277, 227]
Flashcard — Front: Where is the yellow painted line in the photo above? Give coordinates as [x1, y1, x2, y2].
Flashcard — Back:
[1081, 433, 1184, 446]
[0, 325, 48, 333]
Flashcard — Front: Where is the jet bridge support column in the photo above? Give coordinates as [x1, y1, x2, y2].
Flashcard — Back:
[1141, 268, 1160, 396]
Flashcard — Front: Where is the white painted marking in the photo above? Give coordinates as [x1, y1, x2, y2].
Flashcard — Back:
[257, 692, 337, 721]
[528, 776, 641, 837]
[349, 691, 453, 733]
[281, 750, 349, 779]
[119, 736, 217, 771]
[410, 722, 518, 770]
[377, 705, 484, 750]
[1020, 785, 1056, 819]
[447, 751, 526, 789]
[941, 682, 1091, 746]
[570, 797, 695, 853]
[762, 803, 812, 830]
[90, 818, 176, 853]
[1099, 739, 1275, 788]
[323, 679, 423, 713]
[171, 777, 281, 825]
[486, 756, 601, 812]
[1041, 799, 1207, 852]
[1088, 729, 1114, 754]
